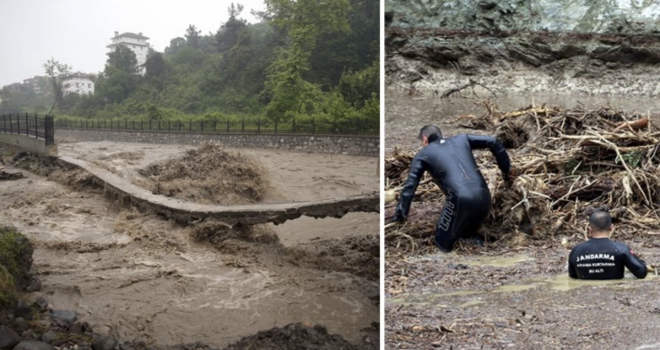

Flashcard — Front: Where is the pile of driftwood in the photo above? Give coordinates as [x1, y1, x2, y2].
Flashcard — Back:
[385, 102, 660, 251]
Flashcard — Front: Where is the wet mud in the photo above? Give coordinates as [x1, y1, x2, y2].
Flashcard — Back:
[385, 91, 660, 349]
[0, 142, 379, 348]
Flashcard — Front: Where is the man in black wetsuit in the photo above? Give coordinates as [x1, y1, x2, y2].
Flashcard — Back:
[391, 125, 513, 252]
[568, 211, 647, 280]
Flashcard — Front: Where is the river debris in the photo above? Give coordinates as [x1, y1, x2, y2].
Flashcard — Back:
[385, 101, 660, 253]
[0, 168, 24, 181]
[136, 142, 269, 205]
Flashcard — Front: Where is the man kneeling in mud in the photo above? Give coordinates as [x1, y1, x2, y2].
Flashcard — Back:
[568, 211, 647, 280]
[390, 125, 513, 252]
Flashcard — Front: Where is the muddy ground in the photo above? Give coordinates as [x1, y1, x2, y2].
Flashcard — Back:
[385, 91, 660, 349]
[0, 142, 379, 349]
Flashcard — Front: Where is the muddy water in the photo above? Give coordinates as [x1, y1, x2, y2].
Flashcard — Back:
[0, 147, 378, 347]
[58, 142, 378, 203]
[390, 272, 658, 306]
[386, 242, 660, 348]
[386, 89, 660, 151]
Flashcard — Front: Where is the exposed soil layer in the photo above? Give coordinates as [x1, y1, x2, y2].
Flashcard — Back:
[0, 143, 379, 349]
[386, 28, 660, 97]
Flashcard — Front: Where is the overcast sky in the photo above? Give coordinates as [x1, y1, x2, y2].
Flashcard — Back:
[0, 0, 266, 87]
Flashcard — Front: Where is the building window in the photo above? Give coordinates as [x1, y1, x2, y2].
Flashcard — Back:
[88, 84, 91, 88]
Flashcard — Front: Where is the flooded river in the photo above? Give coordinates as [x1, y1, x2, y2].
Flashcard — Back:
[385, 88, 660, 349]
[0, 143, 379, 348]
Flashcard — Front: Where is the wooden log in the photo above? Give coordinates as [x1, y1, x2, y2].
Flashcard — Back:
[614, 118, 648, 132]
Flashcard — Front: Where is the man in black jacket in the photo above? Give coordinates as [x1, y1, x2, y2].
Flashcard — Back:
[568, 211, 647, 280]
[391, 125, 513, 252]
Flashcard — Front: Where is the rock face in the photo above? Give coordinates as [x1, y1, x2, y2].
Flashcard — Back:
[50, 310, 77, 324]
[386, 1, 660, 96]
[91, 336, 117, 350]
[386, 0, 660, 34]
[12, 341, 55, 350]
[0, 326, 20, 349]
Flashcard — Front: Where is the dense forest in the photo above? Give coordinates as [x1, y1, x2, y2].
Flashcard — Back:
[0, 0, 379, 132]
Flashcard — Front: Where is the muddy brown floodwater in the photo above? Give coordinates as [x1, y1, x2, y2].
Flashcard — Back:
[385, 89, 660, 350]
[0, 142, 379, 348]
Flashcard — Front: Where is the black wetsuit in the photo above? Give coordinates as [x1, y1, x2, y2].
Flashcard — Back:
[393, 134, 511, 252]
[568, 238, 647, 280]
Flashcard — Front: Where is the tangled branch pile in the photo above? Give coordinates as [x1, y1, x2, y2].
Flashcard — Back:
[136, 142, 269, 205]
[386, 102, 660, 250]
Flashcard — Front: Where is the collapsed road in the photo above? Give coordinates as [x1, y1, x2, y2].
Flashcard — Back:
[60, 154, 379, 225]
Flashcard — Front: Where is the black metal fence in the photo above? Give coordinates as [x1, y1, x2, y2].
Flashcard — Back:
[54, 116, 379, 136]
[0, 114, 55, 145]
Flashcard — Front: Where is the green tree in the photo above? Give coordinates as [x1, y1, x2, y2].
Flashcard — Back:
[96, 46, 139, 104]
[43, 58, 72, 113]
[337, 60, 379, 108]
[216, 3, 247, 53]
[145, 50, 168, 91]
[165, 37, 186, 55]
[263, 0, 350, 121]
[185, 25, 202, 48]
[107, 46, 139, 74]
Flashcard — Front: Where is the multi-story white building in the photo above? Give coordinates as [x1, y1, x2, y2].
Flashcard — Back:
[63, 72, 95, 95]
[106, 31, 150, 74]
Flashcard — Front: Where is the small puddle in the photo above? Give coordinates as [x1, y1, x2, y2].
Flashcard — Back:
[464, 255, 533, 267]
[407, 253, 533, 267]
[544, 273, 656, 291]
[388, 272, 656, 306]
[458, 300, 485, 308]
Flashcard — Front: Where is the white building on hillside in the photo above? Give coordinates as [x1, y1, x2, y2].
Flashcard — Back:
[63, 72, 95, 95]
[107, 31, 150, 74]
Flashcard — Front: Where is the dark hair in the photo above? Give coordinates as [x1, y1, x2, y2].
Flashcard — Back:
[418, 125, 443, 142]
[589, 211, 612, 231]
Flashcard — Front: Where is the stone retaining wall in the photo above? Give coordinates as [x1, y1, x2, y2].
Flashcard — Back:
[0, 134, 57, 156]
[56, 129, 379, 157]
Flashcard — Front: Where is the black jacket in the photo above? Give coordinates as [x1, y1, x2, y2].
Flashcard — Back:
[394, 134, 511, 221]
[568, 238, 647, 279]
